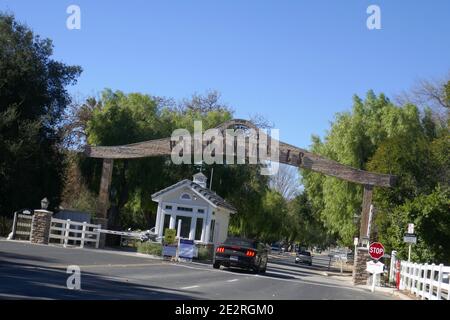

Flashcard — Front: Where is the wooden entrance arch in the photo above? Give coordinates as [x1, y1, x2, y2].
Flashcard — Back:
[84, 119, 395, 245]
[84, 119, 395, 284]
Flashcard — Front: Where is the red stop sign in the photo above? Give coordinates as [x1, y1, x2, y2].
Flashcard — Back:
[368, 242, 385, 260]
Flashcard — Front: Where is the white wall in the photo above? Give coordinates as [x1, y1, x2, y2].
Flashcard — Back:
[161, 186, 209, 207]
[211, 207, 231, 244]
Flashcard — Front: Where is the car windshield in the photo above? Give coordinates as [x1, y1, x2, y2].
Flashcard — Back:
[224, 238, 256, 248]
[299, 251, 311, 256]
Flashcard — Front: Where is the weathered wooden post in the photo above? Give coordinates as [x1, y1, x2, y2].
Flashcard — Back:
[94, 158, 114, 248]
[353, 185, 373, 285]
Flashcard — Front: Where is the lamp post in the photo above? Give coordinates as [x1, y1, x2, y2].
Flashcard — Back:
[41, 197, 49, 210]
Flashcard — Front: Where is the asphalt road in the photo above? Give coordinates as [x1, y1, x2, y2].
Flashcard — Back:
[0, 240, 393, 300]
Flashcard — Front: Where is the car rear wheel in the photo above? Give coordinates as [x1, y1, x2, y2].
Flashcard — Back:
[251, 263, 261, 274]
[260, 263, 267, 274]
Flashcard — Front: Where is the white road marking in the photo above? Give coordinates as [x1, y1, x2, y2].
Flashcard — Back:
[180, 285, 200, 290]
[226, 279, 239, 282]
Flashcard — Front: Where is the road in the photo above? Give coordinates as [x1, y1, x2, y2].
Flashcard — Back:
[0, 240, 393, 300]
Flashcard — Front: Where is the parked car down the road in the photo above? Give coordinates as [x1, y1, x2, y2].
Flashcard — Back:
[295, 251, 312, 266]
[213, 237, 268, 273]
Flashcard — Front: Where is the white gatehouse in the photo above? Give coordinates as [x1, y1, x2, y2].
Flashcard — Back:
[151, 172, 236, 245]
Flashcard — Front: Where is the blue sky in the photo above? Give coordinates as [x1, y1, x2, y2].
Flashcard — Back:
[1, 0, 449, 148]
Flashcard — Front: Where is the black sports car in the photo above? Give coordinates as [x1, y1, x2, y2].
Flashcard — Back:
[213, 237, 268, 273]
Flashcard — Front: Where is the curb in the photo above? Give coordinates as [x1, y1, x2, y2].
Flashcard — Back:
[355, 284, 414, 300]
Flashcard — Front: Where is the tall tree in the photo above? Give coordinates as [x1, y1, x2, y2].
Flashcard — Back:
[0, 13, 81, 215]
[303, 91, 438, 245]
[269, 164, 302, 200]
[304, 87, 449, 262]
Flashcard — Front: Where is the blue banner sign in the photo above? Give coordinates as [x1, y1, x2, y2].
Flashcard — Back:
[162, 245, 177, 257]
[179, 239, 195, 259]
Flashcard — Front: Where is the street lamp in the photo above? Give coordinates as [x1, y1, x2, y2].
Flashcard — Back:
[41, 197, 49, 210]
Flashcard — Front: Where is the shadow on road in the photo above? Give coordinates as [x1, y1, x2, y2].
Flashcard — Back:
[0, 253, 194, 300]
[269, 255, 352, 275]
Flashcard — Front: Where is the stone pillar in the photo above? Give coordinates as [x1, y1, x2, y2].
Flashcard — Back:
[30, 210, 53, 245]
[353, 247, 371, 285]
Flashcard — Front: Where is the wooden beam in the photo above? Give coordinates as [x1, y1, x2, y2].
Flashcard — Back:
[83, 119, 396, 188]
[277, 142, 394, 187]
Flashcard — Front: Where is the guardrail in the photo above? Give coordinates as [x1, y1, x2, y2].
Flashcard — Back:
[399, 261, 450, 300]
[49, 218, 101, 249]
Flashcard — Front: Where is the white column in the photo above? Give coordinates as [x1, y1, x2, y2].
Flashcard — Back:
[200, 215, 207, 243]
[169, 214, 176, 229]
[158, 212, 163, 236]
[176, 219, 182, 238]
[155, 205, 161, 235]
[204, 208, 213, 243]
[189, 216, 197, 240]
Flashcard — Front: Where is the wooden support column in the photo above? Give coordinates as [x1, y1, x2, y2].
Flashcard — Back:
[353, 184, 374, 285]
[97, 158, 114, 219]
[359, 184, 373, 243]
[95, 158, 114, 248]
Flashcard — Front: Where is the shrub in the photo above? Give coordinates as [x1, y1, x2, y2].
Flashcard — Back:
[196, 245, 214, 261]
[137, 242, 162, 256]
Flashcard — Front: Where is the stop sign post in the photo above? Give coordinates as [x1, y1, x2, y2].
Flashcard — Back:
[369, 242, 385, 260]
[367, 242, 385, 293]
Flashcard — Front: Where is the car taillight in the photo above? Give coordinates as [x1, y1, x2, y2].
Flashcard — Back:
[246, 250, 255, 257]
[216, 247, 225, 253]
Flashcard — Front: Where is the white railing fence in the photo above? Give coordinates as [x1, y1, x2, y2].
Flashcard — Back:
[49, 218, 101, 249]
[12, 213, 33, 240]
[399, 261, 450, 300]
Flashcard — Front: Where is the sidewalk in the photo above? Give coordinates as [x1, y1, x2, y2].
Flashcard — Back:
[355, 285, 414, 300]
[320, 266, 414, 300]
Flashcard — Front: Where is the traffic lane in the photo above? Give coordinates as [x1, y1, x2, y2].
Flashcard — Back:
[269, 253, 342, 273]
[0, 241, 392, 300]
[80, 263, 393, 300]
[0, 254, 392, 300]
[0, 260, 191, 300]
[0, 240, 162, 267]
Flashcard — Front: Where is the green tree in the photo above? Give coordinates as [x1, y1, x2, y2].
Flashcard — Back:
[0, 13, 81, 215]
[303, 90, 448, 248]
[286, 192, 336, 249]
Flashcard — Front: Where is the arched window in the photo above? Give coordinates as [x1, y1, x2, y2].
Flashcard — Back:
[180, 193, 191, 200]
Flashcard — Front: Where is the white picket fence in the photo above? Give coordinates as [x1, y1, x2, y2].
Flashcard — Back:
[49, 218, 101, 249]
[399, 261, 450, 300]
